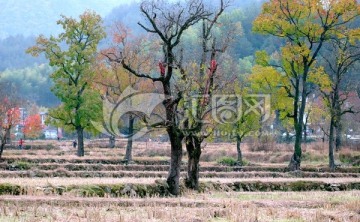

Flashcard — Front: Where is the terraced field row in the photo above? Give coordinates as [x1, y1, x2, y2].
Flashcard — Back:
[1, 141, 359, 221]
[0, 191, 359, 221]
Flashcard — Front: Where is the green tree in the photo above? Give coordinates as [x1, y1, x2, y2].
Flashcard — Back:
[249, 62, 294, 140]
[218, 89, 261, 166]
[319, 36, 360, 170]
[27, 11, 106, 157]
[252, 0, 360, 170]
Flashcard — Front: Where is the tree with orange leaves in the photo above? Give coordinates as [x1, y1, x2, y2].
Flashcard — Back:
[0, 96, 21, 159]
[23, 114, 43, 139]
[93, 23, 160, 162]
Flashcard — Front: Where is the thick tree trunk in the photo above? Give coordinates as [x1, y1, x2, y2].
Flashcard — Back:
[288, 123, 302, 171]
[303, 123, 307, 143]
[285, 131, 291, 143]
[236, 134, 243, 165]
[289, 72, 307, 171]
[0, 131, 7, 159]
[124, 137, 133, 163]
[185, 135, 201, 190]
[335, 121, 342, 151]
[0, 141, 5, 160]
[109, 136, 115, 148]
[274, 110, 282, 131]
[124, 115, 135, 163]
[257, 115, 263, 140]
[166, 127, 183, 196]
[329, 117, 336, 171]
[5, 130, 11, 144]
[76, 127, 84, 157]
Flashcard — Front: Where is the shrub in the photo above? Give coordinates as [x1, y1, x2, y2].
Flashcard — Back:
[240, 159, 250, 166]
[79, 185, 106, 197]
[339, 149, 360, 166]
[250, 135, 276, 152]
[11, 161, 32, 170]
[217, 157, 237, 166]
[201, 149, 229, 162]
[0, 183, 21, 195]
[301, 152, 326, 163]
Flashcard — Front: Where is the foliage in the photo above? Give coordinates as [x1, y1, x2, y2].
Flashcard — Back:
[0, 183, 21, 195]
[27, 11, 106, 134]
[11, 161, 33, 170]
[216, 156, 238, 166]
[23, 114, 43, 139]
[0, 105, 21, 132]
[0, 84, 21, 158]
[249, 63, 292, 118]
[339, 149, 360, 166]
[0, 98, 21, 140]
[27, 11, 106, 157]
[251, 0, 360, 170]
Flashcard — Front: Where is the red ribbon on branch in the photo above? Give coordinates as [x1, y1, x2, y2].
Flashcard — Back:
[159, 61, 166, 76]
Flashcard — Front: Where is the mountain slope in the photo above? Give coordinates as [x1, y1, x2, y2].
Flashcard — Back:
[0, 0, 128, 39]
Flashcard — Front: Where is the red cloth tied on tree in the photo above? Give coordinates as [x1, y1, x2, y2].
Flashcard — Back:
[159, 62, 165, 76]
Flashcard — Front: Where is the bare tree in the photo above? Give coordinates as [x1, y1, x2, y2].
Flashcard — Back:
[105, 0, 211, 195]
[180, 0, 234, 189]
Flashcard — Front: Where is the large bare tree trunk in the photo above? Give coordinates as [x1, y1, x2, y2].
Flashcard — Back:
[289, 77, 304, 171]
[5, 130, 11, 144]
[289, 123, 302, 171]
[289, 78, 306, 171]
[257, 114, 264, 141]
[335, 120, 342, 151]
[109, 136, 115, 148]
[124, 115, 135, 163]
[76, 127, 84, 157]
[167, 126, 183, 196]
[329, 117, 336, 171]
[0, 140, 5, 160]
[185, 135, 201, 190]
[289, 64, 310, 171]
[0, 131, 7, 159]
[236, 134, 243, 166]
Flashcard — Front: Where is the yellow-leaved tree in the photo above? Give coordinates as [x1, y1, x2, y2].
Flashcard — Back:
[252, 0, 360, 170]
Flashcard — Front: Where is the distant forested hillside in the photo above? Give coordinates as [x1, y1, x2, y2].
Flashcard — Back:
[104, 0, 266, 33]
[0, 64, 58, 107]
[0, 0, 124, 39]
[0, 35, 47, 71]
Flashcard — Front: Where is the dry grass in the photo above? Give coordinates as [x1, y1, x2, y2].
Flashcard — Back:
[0, 140, 359, 221]
[1, 177, 359, 187]
[0, 169, 358, 179]
[3, 140, 359, 166]
[0, 191, 358, 222]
